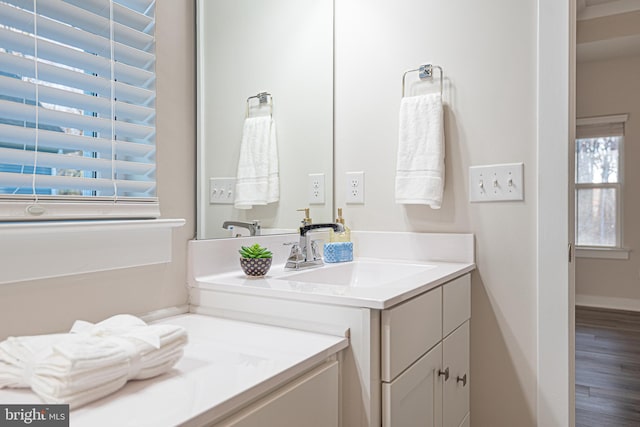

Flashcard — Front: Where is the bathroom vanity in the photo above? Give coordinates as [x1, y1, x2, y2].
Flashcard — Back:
[381, 273, 470, 427]
[189, 232, 475, 427]
[0, 314, 347, 427]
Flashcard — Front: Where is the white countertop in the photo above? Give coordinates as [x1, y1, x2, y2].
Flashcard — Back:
[194, 258, 475, 309]
[0, 314, 348, 427]
[189, 232, 476, 310]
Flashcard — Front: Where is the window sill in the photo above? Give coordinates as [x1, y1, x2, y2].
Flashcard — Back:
[575, 246, 630, 260]
[0, 219, 185, 285]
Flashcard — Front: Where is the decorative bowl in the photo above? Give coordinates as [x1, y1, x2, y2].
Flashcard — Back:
[240, 257, 272, 277]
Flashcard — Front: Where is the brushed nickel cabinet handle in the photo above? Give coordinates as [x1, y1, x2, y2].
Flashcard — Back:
[438, 367, 450, 381]
[456, 373, 467, 386]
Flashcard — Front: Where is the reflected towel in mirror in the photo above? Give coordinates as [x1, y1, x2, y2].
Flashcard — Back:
[234, 116, 280, 209]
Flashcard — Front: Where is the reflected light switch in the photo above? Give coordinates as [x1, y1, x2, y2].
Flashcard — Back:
[210, 177, 236, 204]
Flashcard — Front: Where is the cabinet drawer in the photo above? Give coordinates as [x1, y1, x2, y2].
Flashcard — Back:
[382, 286, 442, 382]
[443, 274, 470, 337]
[215, 361, 339, 427]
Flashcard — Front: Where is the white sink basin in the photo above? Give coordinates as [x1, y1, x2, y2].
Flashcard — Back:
[278, 260, 437, 287]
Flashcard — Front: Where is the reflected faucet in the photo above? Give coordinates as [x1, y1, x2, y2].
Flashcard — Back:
[285, 223, 344, 270]
[222, 220, 261, 237]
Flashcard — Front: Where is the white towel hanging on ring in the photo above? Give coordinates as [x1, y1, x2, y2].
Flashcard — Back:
[395, 92, 445, 208]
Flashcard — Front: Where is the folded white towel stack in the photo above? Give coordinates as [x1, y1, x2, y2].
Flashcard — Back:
[234, 116, 280, 209]
[0, 314, 187, 409]
[395, 92, 445, 208]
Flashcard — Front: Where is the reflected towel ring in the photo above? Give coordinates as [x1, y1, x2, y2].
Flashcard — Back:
[401, 64, 443, 98]
[246, 92, 273, 118]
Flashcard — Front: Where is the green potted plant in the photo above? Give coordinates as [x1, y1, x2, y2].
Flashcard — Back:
[239, 243, 273, 277]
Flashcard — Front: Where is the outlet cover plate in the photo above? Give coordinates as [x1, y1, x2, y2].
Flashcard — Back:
[209, 177, 236, 204]
[346, 171, 365, 204]
[308, 173, 325, 204]
[469, 163, 524, 202]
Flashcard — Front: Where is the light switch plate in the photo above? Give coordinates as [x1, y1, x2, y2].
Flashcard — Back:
[469, 163, 524, 202]
[209, 177, 236, 204]
[308, 173, 325, 204]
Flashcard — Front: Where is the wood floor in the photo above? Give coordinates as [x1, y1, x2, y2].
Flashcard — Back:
[575, 306, 640, 427]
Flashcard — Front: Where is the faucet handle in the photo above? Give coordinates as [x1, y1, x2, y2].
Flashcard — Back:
[310, 240, 322, 261]
[285, 243, 304, 262]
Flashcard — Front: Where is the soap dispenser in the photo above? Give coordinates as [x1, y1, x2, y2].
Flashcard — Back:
[297, 208, 312, 226]
[330, 208, 351, 242]
[325, 208, 353, 263]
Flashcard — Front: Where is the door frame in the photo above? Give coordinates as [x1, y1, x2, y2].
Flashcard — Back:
[537, 0, 576, 426]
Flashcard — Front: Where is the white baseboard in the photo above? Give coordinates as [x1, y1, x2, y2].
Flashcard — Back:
[575, 294, 640, 312]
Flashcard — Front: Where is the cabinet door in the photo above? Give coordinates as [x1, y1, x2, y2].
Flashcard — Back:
[382, 343, 443, 427]
[443, 321, 470, 427]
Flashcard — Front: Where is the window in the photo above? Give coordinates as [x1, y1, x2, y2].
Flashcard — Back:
[0, 0, 157, 220]
[575, 114, 627, 249]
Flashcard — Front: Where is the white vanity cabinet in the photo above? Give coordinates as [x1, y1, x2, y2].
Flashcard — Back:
[380, 274, 470, 427]
[192, 272, 472, 427]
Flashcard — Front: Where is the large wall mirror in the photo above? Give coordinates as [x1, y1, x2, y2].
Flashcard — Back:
[196, 0, 334, 239]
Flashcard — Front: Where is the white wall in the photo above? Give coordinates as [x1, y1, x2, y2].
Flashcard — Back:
[576, 54, 640, 310]
[335, 0, 539, 425]
[0, 1, 196, 340]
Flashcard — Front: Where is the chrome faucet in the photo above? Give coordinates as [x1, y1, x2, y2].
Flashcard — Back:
[285, 222, 344, 270]
[222, 220, 261, 237]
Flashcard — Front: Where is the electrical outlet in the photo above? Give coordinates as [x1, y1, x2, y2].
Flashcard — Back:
[308, 173, 325, 204]
[346, 171, 365, 204]
[209, 177, 236, 204]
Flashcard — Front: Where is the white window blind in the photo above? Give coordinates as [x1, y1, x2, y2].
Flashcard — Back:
[576, 114, 627, 139]
[0, 0, 158, 220]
